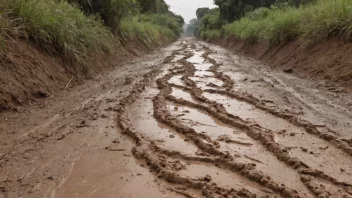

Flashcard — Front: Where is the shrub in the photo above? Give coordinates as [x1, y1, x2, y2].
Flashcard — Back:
[7, 0, 114, 63]
[302, 0, 352, 41]
[68, 0, 138, 31]
[120, 14, 179, 46]
[137, 14, 183, 36]
[201, 0, 352, 45]
[260, 8, 302, 45]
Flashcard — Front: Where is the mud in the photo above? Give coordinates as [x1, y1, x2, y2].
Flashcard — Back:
[1, 38, 352, 198]
[117, 40, 352, 198]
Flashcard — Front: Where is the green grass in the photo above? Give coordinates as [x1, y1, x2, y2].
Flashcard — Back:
[201, 29, 222, 41]
[222, 7, 302, 44]
[6, 0, 114, 63]
[203, 0, 352, 45]
[120, 14, 180, 46]
[0, 0, 183, 62]
[301, 0, 352, 41]
[137, 14, 183, 37]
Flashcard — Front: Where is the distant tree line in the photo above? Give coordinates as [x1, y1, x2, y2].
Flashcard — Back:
[68, 0, 184, 31]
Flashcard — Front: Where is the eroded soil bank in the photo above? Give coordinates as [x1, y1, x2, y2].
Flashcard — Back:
[209, 38, 352, 88]
[0, 38, 169, 112]
[1, 38, 352, 198]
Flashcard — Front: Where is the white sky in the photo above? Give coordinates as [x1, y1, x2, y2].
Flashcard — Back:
[164, 0, 216, 23]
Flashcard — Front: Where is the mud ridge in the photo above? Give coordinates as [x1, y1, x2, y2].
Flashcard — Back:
[116, 41, 352, 198]
[165, 44, 352, 197]
[201, 50, 352, 157]
[116, 43, 261, 197]
[152, 44, 301, 197]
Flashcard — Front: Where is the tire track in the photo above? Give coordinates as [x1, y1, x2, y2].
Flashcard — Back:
[116, 40, 352, 197]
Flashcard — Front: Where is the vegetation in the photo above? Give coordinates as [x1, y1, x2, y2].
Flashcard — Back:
[0, 0, 183, 62]
[120, 14, 182, 45]
[7, 0, 113, 63]
[197, 0, 352, 45]
[185, 19, 199, 37]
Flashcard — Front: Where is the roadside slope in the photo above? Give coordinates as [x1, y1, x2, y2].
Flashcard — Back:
[0, 38, 168, 112]
[211, 38, 352, 88]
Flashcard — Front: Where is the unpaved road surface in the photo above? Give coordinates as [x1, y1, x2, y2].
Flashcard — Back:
[1, 38, 352, 198]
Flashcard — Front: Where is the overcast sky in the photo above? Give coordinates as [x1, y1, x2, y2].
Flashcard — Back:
[164, 0, 216, 23]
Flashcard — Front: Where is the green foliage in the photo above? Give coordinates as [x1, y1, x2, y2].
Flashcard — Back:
[260, 8, 302, 44]
[221, 7, 302, 44]
[185, 18, 199, 37]
[0, 0, 183, 62]
[120, 14, 179, 46]
[196, 8, 224, 38]
[214, 0, 277, 22]
[138, 0, 170, 14]
[301, 0, 352, 41]
[137, 14, 183, 36]
[201, 29, 222, 40]
[196, 7, 210, 20]
[68, 0, 139, 31]
[201, 0, 352, 45]
[8, 0, 114, 62]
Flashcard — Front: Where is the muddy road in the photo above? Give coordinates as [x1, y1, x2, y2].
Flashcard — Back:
[1, 38, 352, 198]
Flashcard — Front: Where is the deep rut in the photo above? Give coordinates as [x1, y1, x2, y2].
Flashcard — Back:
[116, 40, 352, 198]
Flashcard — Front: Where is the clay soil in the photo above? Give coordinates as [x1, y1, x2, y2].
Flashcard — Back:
[213, 38, 352, 88]
[1, 38, 352, 198]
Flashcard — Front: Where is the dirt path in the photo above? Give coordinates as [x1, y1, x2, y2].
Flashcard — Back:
[1, 38, 352, 198]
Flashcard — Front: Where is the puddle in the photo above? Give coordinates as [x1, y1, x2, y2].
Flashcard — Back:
[190, 76, 223, 89]
[179, 162, 275, 197]
[128, 88, 198, 156]
[194, 71, 214, 77]
[187, 51, 205, 64]
[170, 87, 195, 102]
[168, 75, 184, 87]
[203, 92, 352, 184]
[167, 102, 312, 196]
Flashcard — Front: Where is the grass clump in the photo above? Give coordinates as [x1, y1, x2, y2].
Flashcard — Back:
[223, 7, 302, 45]
[120, 14, 181, 46]
[201, 0, 352, 45]
[259, 8, 302, 45]
[201, 29, 222, 41]
[7, 0, 114, 63]
[302, 0, 352, 41]
[137, 14, 183, 37]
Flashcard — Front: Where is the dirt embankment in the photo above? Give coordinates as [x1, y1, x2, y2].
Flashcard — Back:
[210, 38, 352, 88]
[0, 38, 169, 112]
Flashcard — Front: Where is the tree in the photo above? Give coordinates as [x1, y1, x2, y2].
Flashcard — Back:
[185, 18, 199, 36]
[196, 7, 210, 20]
[213, 0, 276, 22]
[69, 0, 138, 30]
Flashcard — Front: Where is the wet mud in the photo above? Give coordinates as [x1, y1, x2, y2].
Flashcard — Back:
[116, 40, 352, 197]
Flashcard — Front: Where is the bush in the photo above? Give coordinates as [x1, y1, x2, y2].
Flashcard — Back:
[120, 14, 179, 46]
[68, 0, 138, 31]
[201, 29, 222, 40]
[137, 14, 183, 36]
[302, 0, 352, 41]
[8, 0, 114, 63]
[202, 0, 352, 45]
[260, 8, 302, 44]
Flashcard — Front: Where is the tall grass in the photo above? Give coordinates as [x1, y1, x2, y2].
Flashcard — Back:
[7, 0, 114, 63]
[207, 0, 352, 45]
[222, 7, 303, 44]
[201, 29, 222, 41]
[120, 14, 180, 46]
[302, 0, 352, 41]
